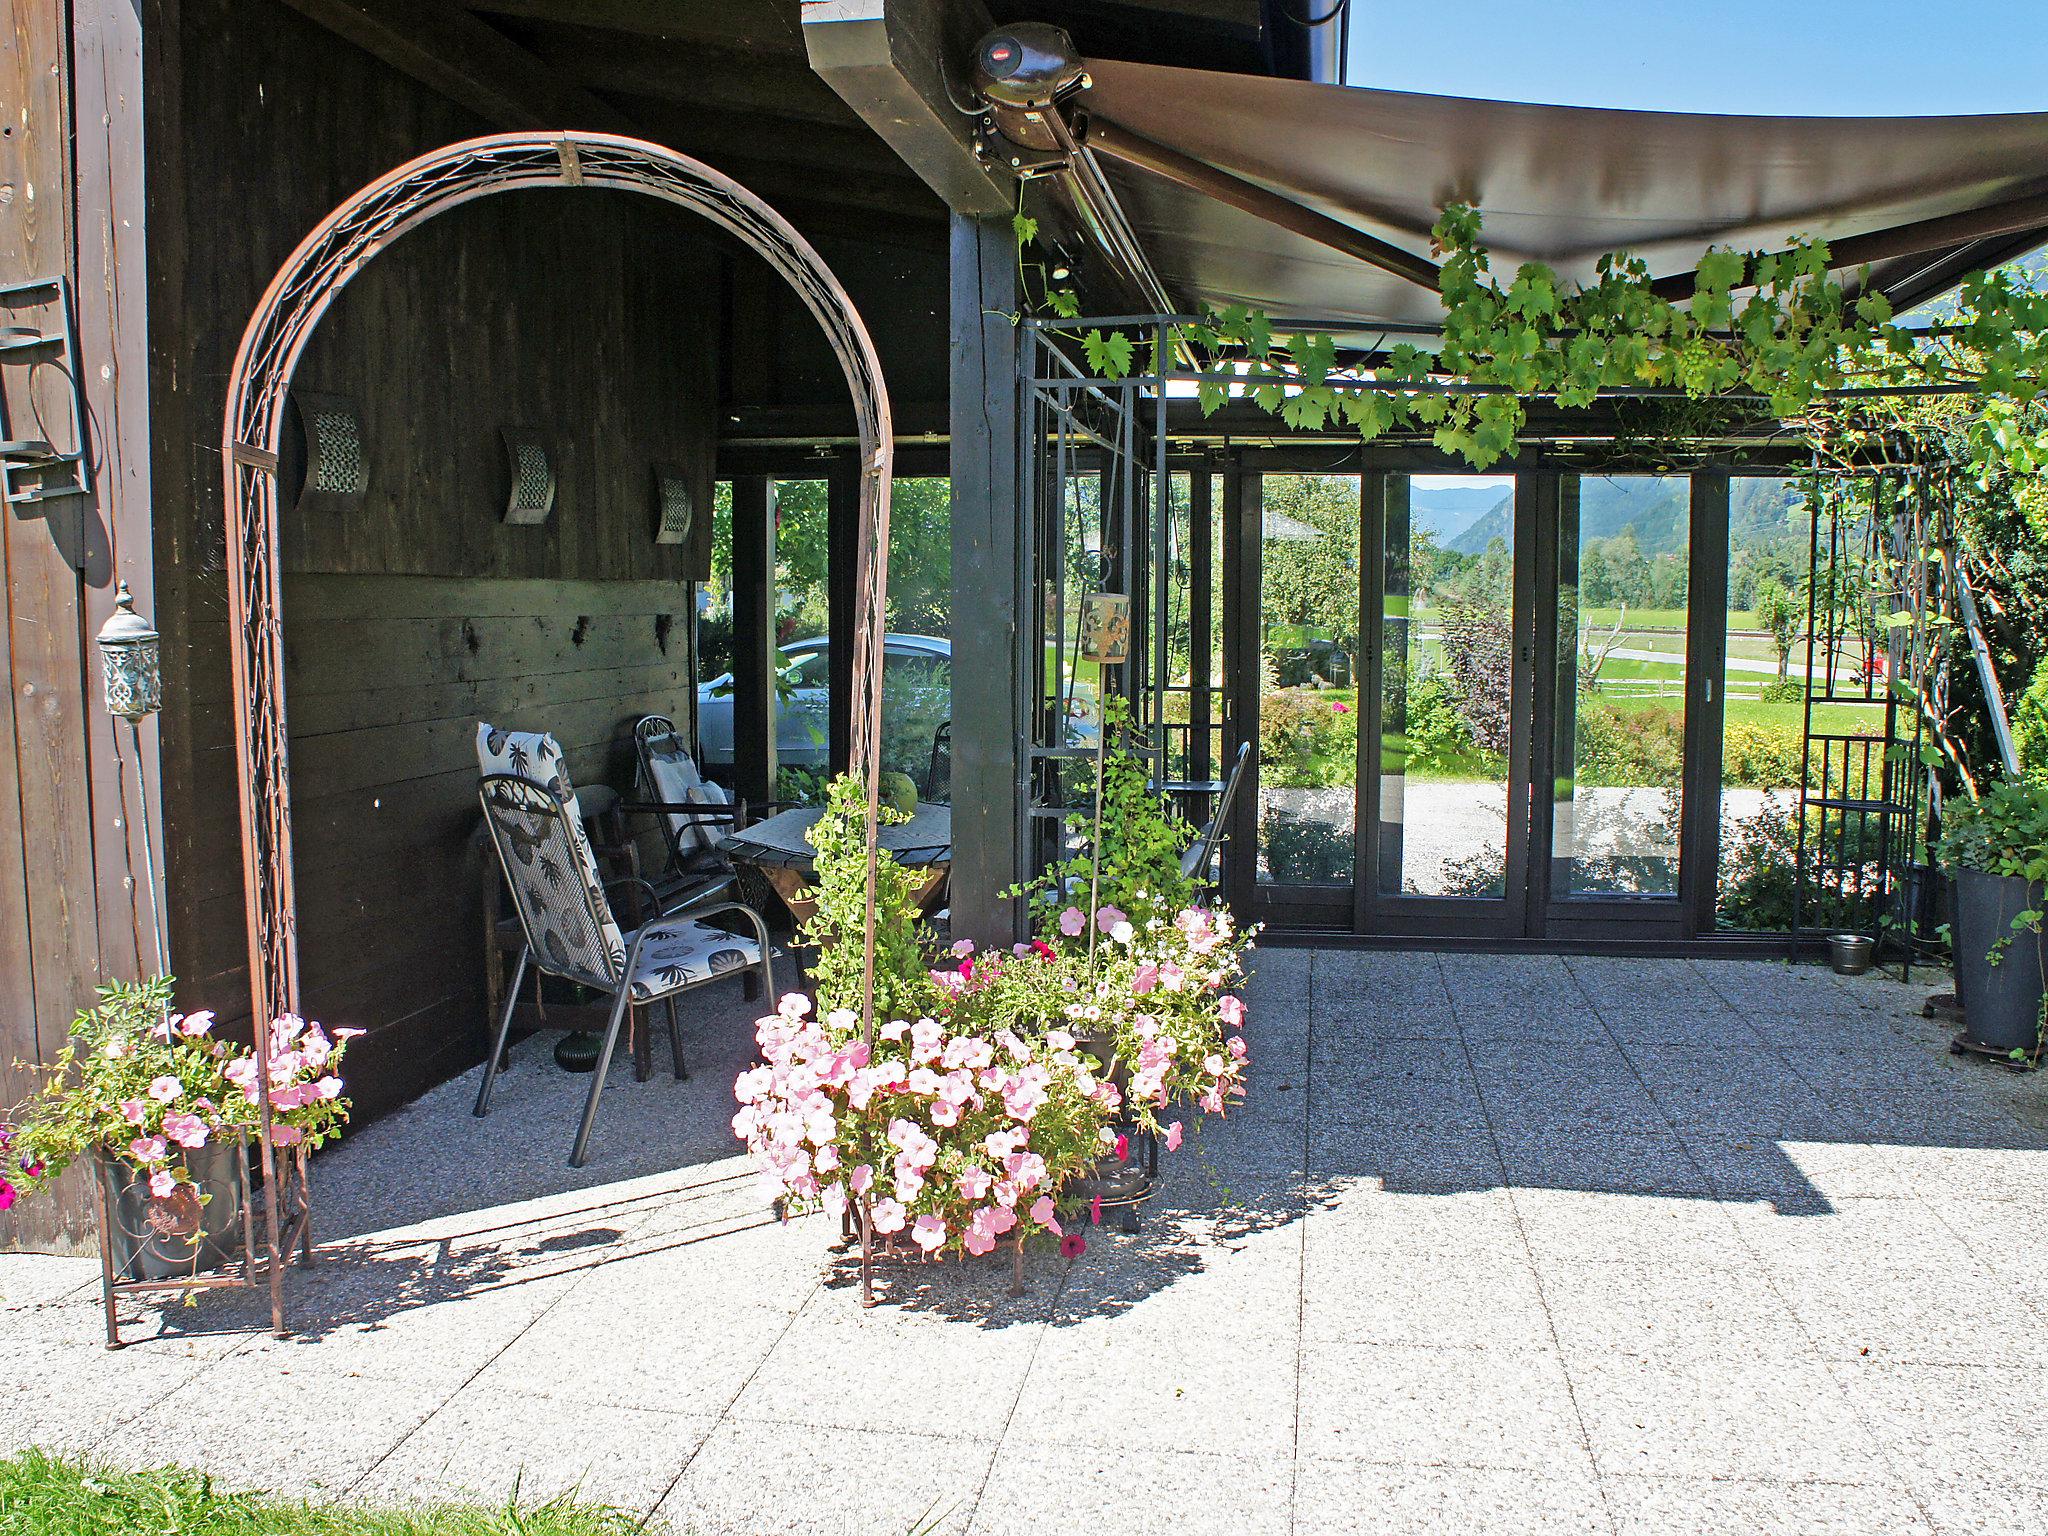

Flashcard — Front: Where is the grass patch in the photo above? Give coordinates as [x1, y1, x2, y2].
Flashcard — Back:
[0, 1451, 642, 1536]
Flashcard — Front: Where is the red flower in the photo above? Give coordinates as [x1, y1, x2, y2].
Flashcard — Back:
[1113, 1134, 1130, 1163]
[1089, 1195, 1103, 1226]
[1059, 1232, 1087, 1259]
[1031, 940, 1055, 960]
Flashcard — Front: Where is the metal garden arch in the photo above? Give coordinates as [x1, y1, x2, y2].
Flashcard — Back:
[221, 133, 896, 1328]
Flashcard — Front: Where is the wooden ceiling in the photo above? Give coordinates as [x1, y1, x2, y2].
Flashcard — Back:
[280, 1, 1280, 243]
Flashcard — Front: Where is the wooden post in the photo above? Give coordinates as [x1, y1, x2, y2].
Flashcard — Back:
[828, 454, 860, 778]
[731, 475, 779, 808]
[946, 214, 1024, 944]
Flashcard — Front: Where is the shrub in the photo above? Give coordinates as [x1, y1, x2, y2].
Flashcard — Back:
[1574, 702, 1683, 787]
[1260, 806, 1353, 882]
[1258, 689, 1355, 789]
[1721, 721, 1809, 788]
[1404, 673, 1478, 773]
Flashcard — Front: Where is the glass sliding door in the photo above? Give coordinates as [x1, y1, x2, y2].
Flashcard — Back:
[1549, 474, 1692, 900]
[1254, 474, 1361, 904]
[1372, 473, 1523, 909]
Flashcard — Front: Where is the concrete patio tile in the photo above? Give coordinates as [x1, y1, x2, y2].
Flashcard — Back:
[1736, 1195, 1988, 1276]
[1771, 1263, 2048, 1369]
[352, 1386, 715, 1514]
[462, 1281, 797, 1418]
[727, 1304, 1042, 1441]
[1679, 1133, 1839, 1210]
[1907, 1472, 2048, 1536]
[1860, 1144, 2048, 1195]
[1455, 1009, 1621, 1044]
[1567, 1353, 1884, 1484]
[1586, 1009, 1759, 1049]
[1301, 1250, 1555, 1352]
[1604, 1474, 1934, 1536]
[1309, 1123, 1504, 1194]
[1510, 1189, 1750, 1270]
[1828, 1361, 2048, 1489]
[1006, 1317, 1298, 1459]
[0, 1253, 96, 1311]
[1307, 1184, 1524, 1260]
[1055, 1221, 1304, 1339]
[1927, 1195, 2048, 1278]
[1297, 1342, 1587, 1472]
[966, 1444, 1291, 1536]
[1294, 1460, 1610, 1536]
[654, 1420, 994, 1536]
[112, 1353, 450, 1496]
[0, 1335, 220, 1457]
[1494, 1128, 1714, 1197]
[1538, 1259, 1815, 1362]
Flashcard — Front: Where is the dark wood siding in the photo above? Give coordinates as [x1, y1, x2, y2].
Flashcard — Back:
[146, 0, 721, 1123]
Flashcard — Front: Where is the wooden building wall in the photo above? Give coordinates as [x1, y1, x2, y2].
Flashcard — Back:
[146, 0, 722, 1127]
[1, 1, 157, 1253]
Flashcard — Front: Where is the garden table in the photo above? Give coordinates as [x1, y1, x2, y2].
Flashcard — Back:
[719, 802, 952, 924]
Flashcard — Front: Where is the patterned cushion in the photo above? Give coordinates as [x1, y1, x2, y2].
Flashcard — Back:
[477, 723, 628, 989]
[624, 919, 761, 1000]
[641, 729, 723, 854]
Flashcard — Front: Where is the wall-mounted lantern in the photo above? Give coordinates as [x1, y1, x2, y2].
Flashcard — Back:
[95, 579, 167, 976]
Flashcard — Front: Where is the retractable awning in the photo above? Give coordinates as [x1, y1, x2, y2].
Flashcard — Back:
[1071, 59, 2048, 325]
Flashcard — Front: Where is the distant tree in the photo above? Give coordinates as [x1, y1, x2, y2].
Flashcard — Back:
[1753, 578, 1801, 682]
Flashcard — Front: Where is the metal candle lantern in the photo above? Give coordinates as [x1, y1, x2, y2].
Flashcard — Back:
[96, 580, 162, 721]
[95, 580, 168, 976]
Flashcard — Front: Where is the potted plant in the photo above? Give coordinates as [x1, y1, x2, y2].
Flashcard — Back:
[2, 976, 358, 1282]
[731, 772, 1252, 1269]
[1938, 778, 2048, 1058]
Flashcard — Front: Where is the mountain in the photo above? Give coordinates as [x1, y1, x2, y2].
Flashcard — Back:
[1410, 484, 1511, 544]
[1441, 490, 1515, 555]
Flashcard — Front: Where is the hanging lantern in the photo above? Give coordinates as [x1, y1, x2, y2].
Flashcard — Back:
[95, 580, 162, 721]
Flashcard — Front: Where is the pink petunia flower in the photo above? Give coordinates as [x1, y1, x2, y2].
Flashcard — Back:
[178, 1010, 216, 1037]
[1095, 906, 1127, 935]
[869, 1195, 905, 1233]
[0, 1179, 15, 1212]
[146, 1076, 181, 1103]
[119, 1099, 148, 1126]
[1029, 1195, 1061, 1235]
[1217, 994, 1246, 1027]
[910, 1213, 947, 1253]
[1058, 906, 1086, 938]
[161, 1113, 209, 1150]
[1164, 1120, 1184, 1152]
[147, 1170, 177, 1199]
[129, 1136, 168, 1163]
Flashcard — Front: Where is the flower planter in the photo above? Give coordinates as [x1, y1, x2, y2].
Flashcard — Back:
[93, 1138, 251, 1285]
[1950, 866, 2047, 1054]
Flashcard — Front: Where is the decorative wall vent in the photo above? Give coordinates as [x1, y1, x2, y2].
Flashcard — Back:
[653, 462, 696, 546]
[290, 390, 368, 512]
[500, 429, 556, 525]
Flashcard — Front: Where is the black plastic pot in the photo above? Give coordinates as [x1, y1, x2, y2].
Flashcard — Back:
[93, 1138, 249, 1283]
[1950, 866, 2048, 1054]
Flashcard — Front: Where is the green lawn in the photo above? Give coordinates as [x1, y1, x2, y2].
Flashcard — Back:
[0, 1452, 639, 1536]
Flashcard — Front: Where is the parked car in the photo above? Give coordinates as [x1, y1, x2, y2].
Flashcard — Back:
[697, 633, 1099, 787]
[698, 633, 953, 777]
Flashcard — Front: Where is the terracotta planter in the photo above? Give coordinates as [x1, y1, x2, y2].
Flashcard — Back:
[1950, 866, 2048, 1054]
[93, 1138, 250, 1284]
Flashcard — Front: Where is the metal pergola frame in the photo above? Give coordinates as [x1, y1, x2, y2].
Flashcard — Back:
[1015, 310, 1979, 954]
[219, 132, 901, 1328]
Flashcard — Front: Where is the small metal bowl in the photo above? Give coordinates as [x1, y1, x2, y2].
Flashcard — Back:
[1829, 933, 1875, 976]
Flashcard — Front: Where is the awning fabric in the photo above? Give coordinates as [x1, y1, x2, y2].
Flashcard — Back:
[1076, 59, 2048, 326]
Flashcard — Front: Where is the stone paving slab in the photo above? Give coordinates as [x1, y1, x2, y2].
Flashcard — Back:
[3, 950, 2045, 1534]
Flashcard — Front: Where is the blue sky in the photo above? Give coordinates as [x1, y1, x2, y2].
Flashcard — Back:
[1343, 2, 2048, 115]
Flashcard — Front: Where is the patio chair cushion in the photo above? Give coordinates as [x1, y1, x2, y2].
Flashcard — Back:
[476, 723, 629, 989]
[641, 730, 724, 854]
[624, 918, 761, 1000]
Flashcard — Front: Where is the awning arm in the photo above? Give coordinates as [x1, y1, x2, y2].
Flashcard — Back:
[1079, 114, 1443, 292]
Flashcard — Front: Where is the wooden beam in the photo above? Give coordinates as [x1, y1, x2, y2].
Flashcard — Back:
[802, 0, 1012, 219]
[540, 36, 856, 125]
[275, 0, 637, 131]
[945, 213, 1024, 942]
[463, 0, 805, 50]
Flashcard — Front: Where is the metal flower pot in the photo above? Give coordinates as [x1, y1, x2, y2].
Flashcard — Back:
[93, 1138, 250, 1284]
[1950, 866, 2048, 1054]
[1067, 1029, 1156, 1215]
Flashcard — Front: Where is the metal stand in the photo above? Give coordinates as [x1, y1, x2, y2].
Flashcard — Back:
[93, 1140, 313, 1349]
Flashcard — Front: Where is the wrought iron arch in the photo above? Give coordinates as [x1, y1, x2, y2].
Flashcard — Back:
[221, 134, 896, 1312]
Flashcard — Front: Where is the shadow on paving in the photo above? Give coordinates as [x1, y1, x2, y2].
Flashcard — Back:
[126, 945, 2048, 1344]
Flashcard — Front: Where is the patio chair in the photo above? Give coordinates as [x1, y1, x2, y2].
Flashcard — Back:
[1181, 740, 1252, 894]
[474, 724, 775, 1167]
[925, 719, 951, 802]
[626, 714, 752, 913]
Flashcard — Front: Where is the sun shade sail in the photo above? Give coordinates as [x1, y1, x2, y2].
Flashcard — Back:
[1074, 59, 2048, 326]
